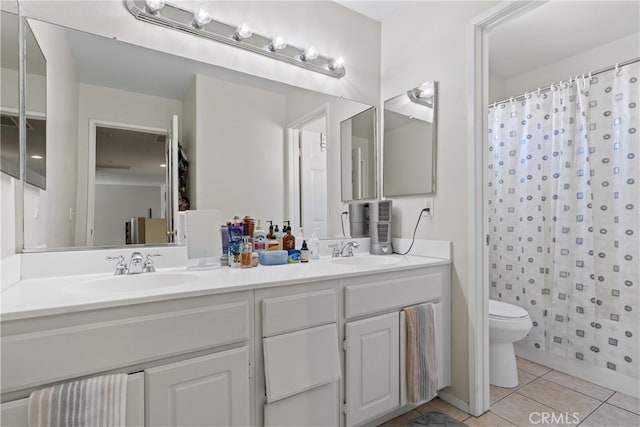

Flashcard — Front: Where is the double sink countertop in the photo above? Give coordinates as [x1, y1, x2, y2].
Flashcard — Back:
[1, 252, 450, 322]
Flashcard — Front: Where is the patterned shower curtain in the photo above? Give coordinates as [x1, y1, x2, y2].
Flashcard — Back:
[487, 62, 639, 379]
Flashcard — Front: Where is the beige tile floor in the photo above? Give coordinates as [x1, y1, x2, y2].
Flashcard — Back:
[381, 356, 640, 427]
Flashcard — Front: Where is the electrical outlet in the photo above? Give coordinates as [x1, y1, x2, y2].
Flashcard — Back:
[423, 197, 434, 217]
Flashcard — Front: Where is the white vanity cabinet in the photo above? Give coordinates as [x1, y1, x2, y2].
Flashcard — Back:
[145, 347, 250, 426]
[255, 281, 342, 427]
[0, 291, 253, 427]
[342, 265, 451, 427]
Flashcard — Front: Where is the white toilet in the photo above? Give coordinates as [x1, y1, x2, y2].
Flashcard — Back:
[489, 299, 533, 388]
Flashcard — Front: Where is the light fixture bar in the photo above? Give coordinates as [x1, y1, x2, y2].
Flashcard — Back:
[126, 0, 346, 79]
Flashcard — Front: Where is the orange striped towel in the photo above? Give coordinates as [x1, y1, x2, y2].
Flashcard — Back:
[28, 374, 127, 427]
[405, 303, 438, 404]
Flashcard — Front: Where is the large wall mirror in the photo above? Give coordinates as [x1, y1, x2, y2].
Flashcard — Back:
[18, 17, 373, 251]
[383, 81, 437, 197]
[1, 9, 20, 179]
[340, 107, 377, 202]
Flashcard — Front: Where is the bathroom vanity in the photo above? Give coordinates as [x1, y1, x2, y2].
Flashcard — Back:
[1, 251, 450, 427]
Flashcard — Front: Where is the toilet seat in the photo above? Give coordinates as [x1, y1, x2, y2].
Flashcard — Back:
[489, 299, 528, 319]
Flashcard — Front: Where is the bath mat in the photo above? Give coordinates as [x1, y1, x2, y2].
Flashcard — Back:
[402, 411, 468, 427]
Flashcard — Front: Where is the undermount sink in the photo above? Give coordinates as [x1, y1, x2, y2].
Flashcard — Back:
[330, 256, 402, 266]
[64, 273, 199, 295]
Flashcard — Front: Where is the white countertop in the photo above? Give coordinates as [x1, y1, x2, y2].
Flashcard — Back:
[1, 254, 450, 321]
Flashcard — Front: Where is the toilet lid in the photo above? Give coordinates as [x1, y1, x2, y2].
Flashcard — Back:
[489, 299, 528, 319]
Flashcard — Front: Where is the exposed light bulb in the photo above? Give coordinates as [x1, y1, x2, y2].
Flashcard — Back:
[329, 56, 345, 71]
[160, 163, 167, 168]
[300, 46, 318, 62]
[193, 8, 212, 28]
[145, 0, 165, 13]
[268, 35, 287, 52]
[233, 22, 253, 40]
[414, 87, 433, 98]
[30, 155, 43, 160]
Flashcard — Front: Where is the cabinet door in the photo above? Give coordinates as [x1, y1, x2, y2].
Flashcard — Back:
[345, 312, 400, 427]
[145, 347, 249, 427]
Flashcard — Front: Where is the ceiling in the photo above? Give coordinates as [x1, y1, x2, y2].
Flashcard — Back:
[334, 1, 406, 22]
[489, 1, 640, 78]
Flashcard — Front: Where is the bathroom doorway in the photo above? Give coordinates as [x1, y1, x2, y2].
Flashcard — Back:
[87, 120, 168, 246]
[286, 108, 328, 238]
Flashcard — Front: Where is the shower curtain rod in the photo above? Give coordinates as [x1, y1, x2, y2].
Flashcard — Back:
[490, 56, 640, 108]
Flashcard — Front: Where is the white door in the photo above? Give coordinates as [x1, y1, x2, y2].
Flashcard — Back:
[145, 347, 250, 427]
[345, 312, 400, 427]
[165, 114, 179, 243]
[299, 130, 327, 237]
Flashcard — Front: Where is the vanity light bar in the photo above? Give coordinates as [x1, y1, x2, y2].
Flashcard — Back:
[125, 0, 346, 79]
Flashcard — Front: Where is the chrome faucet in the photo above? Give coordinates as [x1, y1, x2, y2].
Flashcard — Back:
[340, 241, 360, 257]
[106, 252, 161, 275]
[128, 252, 144, 274]
[329, 241, 360, 258]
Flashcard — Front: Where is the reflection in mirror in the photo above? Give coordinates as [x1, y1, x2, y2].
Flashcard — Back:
[25, 20, 47, 189]
[1, 10, 20, 178]
[21, 18, 373, 251]
[383, 81, 437, 197]
[340, 107, 377, 202]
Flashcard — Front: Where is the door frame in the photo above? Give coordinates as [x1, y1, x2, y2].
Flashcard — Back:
[467, 0, 546, 416]
[86, 119, 167, 246]
[285, 105, 329, 231]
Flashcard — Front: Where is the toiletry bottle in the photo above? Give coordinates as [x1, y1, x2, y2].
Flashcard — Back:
[274, 225, 283, 249]
[266, 221, 274, 239]
[253, 220, 267, 251]
[309, 228, 320, 260]
[300, 240, 309, 263]
[283, 224, 295, 250]
[240, 236, 252, 268]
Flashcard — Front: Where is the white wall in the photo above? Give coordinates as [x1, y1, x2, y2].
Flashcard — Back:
[488, 71, 507, 105]
[505, 32, 640, 97]
[93, 184, 162, 246]
[22, 19, 79, 250]
[193, 74, 285, 223]
[382, 1, 498, 404]
[73, 83, 182, 245]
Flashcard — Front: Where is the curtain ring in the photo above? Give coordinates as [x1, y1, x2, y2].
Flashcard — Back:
[537, 87, 541, 95]
[510, 96, 514, 103]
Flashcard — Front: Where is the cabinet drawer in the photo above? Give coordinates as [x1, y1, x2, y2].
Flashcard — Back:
[344, 266, 447, 319]
[263, 324, 341, 403]
[1, 294, 250, 393]
[264, 381, 339, 427]
[0, 372, 144, 427]
[262, 289, 336, 337]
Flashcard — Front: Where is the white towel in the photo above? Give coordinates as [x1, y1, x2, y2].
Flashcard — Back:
[405, 303, 438, 404]
[28, 373, 127, 427]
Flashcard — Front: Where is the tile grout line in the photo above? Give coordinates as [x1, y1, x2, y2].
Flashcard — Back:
[577, 400, 607, 426]
[524, 376, 613, 403]
[488, 409, 519, 426]
[512, 388, 603, 423]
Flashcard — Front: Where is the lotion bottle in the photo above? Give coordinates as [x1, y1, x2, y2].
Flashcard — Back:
[309, 228, 320, 260]
[282, 224, 295, 250]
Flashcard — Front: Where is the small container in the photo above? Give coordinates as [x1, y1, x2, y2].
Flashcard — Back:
[227, 224, 244, 267]
[251, 252, 259, 267]
[258, 250, 288, 265]
[300, 240, 309, 263]
[309, 228, 320, 260]
[287, 249, 300, 263]
[240, 236, 252, 268]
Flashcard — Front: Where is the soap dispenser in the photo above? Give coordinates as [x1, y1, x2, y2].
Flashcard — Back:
[282, 222, 295, 250]
[253, 220, 267, 251]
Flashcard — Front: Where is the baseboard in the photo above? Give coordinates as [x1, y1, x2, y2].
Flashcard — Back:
[515, 344, 640, 398]
[437, 389, 470, 414]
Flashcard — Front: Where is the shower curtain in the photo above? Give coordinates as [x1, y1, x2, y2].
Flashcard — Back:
[487, 62, 639, 379]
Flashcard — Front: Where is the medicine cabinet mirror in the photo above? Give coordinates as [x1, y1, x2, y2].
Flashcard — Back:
[16, 17, 373, 252]
[383, 81, 437, 197]
[1, 9, 20, 179]
[340, 107, 377, 202]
